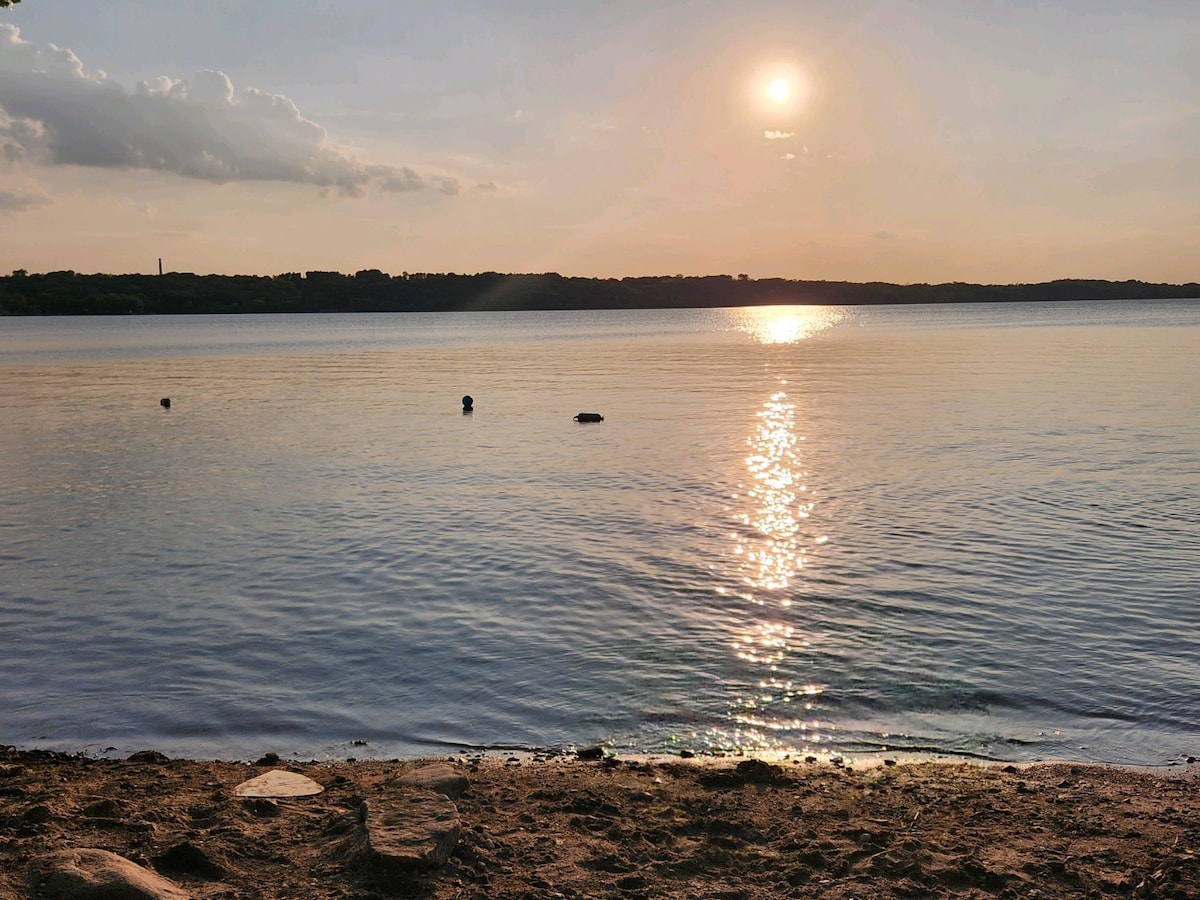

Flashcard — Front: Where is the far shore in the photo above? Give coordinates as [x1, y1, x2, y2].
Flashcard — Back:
[2, 745, 1196, 898]
[2, 270, 1198, 317]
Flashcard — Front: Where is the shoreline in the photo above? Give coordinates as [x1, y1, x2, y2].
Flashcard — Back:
[8, 737, 1196, 774]
[3, 746, 1196, 898]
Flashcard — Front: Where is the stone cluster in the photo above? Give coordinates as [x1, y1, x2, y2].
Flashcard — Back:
[26, 762, 469, 898]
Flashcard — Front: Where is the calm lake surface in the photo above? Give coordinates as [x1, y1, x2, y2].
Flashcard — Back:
[2, 300, 1198, 766]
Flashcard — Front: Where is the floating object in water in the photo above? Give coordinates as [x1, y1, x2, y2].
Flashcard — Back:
[574, 412, 604, 423]
[160, 398, 171, 409]
[462, 394, 474, 412]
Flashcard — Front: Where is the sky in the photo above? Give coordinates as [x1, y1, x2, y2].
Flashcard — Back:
[1, 0, 1197, 283]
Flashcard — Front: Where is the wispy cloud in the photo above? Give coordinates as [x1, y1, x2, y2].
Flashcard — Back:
[0, 186, 49, 210]
[0, 24, 457, 197]
[1090, 155, 1200, 195]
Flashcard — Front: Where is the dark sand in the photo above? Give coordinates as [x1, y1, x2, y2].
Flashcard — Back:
[2, 746, 1197, 898]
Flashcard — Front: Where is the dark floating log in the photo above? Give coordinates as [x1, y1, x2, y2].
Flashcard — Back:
[573, 413, 604, 423]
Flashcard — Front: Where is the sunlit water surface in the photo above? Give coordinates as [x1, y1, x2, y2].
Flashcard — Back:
[1, 300, 1197, 765]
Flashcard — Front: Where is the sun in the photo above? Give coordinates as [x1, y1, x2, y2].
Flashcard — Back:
[747, 64, 810, 118]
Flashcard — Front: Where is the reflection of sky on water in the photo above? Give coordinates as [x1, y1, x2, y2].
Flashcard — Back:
[710, 306, 846, 754]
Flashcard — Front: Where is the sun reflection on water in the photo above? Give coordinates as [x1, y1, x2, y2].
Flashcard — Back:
[735, 305, 848, 345]
[714, 386, 829, 754]
[707, 306, 846, 755]
[736, 390, 810, 595]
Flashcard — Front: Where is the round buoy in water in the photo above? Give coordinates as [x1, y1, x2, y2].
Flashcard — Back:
[160, 398, 171, 409]
[573, 412, 603, 423]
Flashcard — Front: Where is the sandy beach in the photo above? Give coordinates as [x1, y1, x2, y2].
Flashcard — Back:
[2, 746, 1197, 898]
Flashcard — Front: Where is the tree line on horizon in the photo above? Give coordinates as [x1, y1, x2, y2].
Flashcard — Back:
[0, 269, 1196, 316]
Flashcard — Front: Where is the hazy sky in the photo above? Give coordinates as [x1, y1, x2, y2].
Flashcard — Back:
[1, 1, 1197, 282]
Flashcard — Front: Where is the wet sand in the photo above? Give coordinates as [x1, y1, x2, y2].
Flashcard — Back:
[1, 746, 1197, 898]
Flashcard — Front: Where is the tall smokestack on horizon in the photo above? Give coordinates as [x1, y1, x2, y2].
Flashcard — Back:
[158, 258, 163, 276]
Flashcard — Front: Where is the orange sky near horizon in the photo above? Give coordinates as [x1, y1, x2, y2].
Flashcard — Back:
[2, 1, 1197, 283]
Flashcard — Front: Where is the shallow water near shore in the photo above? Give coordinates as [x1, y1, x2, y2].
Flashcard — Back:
[1, 299, 1198, 765]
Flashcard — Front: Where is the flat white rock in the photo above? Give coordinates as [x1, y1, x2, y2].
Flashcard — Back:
[233, 769, 324, 798]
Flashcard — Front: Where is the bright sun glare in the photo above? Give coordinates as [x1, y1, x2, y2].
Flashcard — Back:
[766, 78, 790, 102]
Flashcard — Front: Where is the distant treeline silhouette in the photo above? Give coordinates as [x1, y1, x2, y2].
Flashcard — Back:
[1, 269, 1196, 316]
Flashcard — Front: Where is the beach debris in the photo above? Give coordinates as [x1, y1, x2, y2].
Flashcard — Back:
[232, 769, 324, 798]
[254, 752, 280, 767]
[127, 750, 170, 764]
[573, 412, 604, 423]
[359, 791, 462, 871]
[396, 763, 470, 800]
[152, 841, 225, 880]
[22, 803, 54, 826]
[243, 797, 281, 817]
[31, 847, 190, 900]
[576, 745, 605, 760]
[81, 797, 123, 820]
[736, 758, 787, 783]
[697, 758, 791, 789]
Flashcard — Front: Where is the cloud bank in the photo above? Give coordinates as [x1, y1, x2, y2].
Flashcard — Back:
[0, 24, 456, 197]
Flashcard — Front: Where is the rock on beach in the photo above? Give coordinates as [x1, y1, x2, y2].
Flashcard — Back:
[32, 847, 190, 900]
[360, 789, 463, 871]
[395, 763, 470, 800]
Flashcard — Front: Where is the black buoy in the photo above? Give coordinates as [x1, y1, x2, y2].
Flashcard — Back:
[160, 398, 171, 409]
[462, 394, 474, 413]
[573, 412, 603, 423]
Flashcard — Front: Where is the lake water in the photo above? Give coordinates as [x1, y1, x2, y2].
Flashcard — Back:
[1, 300, 1198, 766]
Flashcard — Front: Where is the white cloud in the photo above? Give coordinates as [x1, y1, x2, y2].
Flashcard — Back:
[0, 24, 458, 197]
[764, 130, 794, 140]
